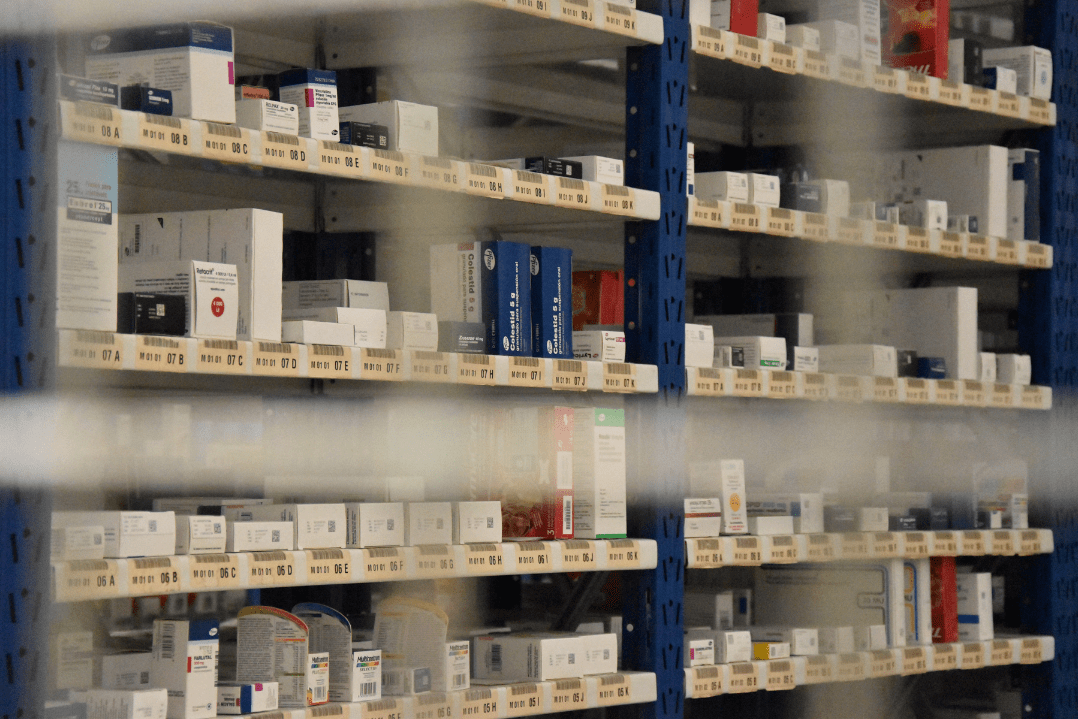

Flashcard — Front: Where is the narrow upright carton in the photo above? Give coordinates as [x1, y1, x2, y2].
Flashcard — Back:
[278, 69, 340, 141]
[150, 619, 219, 719]
[573, 408, 627, 539]
[720, 459, 748, 534]
[481, 241, 532, 356]
[956, 572, 994, 641]
[431, 242, 484, 324]
[530, 245, 573, 359]
[293, 603, 358, 703]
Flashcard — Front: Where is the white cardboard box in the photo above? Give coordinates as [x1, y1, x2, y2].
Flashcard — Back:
[684, 635, 715, 667]
[749, 627, 818, 656]
[405, 502, 453, 545]
[957, 572, 995, 641]
[720, 459, 748, 535]
[86, 689, 168, 719]
[282, 280, 390, 312]
[216, 682, 279, 714]
[713, 336, 787, 370]
[791, 347, 819, 373]
[53, 511, 176, 558]
[453, 501, 502, 544]
[904, 559, 933, 645]
[573, 408, 627, 539]
[118, 260, 239, 340]
[339, 101, 439, 156]
[716, 630, 753, 663]
[562, 156, 624, 186]
[150, 619, 219, 719]
[786, 24, 821, 52]
[472, 634, 583, 682]
[281, 307, 387, 348]
[808, 179, 851, 217]
[898, 199, 948, 230]
[748, 493, 824, 535]
[981, 46, 1052, 99]
[438, 642, 470, 692]
[818, 627, 855, 654]
[101, 652, 153, 690]
[244, 504, 346, 550]
[53, 630, 94, 690]
[573, 331, 626, 363]
[685, 324, 715, 368]
[757, 13, 786, 43]
[226, 520, 294, 552]
[817, 344, 898, 377]
[51, 525, 105, 561]
[175, 515, 226, 555]
[747, 174, 781, 207]
[684, 498, 722, 538]
[695, 172, 749, 203]
[430, 242, 483, 324]
[984, 65, 1019, 94]
[351, 651, 383, 701]
[978, 352, 998, 383]
[580, 632, 619, 675]
[345, 503, 405, 548]
[387, 311, 438, 351]
[796, 20, 860, 59]
[278, 69, 340, 142]
[748, 515, 794, 536]
[235, 99, 299, 134]
[853, 624, 888, 650]
[858, 507, 889, 532]
[282, 320, 354, 346]
[997, 354, 1032, 384]
[818, 0, 881, 64]
[684, 590, 734, 630]
[306, 652, 330, 705]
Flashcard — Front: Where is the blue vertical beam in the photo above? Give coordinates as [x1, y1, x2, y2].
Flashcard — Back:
[622, 4, 689, 719]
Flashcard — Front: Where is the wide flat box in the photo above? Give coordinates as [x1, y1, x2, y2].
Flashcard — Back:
[817, 344, 898, 377]
[51, 525, 106, 561]
[85, 689, 168, 719]
[713, 336, 787, 370]
[982, 46, 1052, 99]
[282, 280, 390, 312]
[118, 260, 238, 339]
[101, 652, 153, 690]
[561, 156, 624, 186]
[53, 511, 175, 558]
[685, 498, 722, 538]
[281, 306, 387, 348]
[244, 504, 346, 550]
[472, 634, 583, 682]
[339, 101, 439, 156]
[695, 172, 749, 203]
[216, 682, 279, 714]
[747, 493, 824, 534]
[282, 320, 354, 346]
[226, 520, 294, 552]
[235, 99, 299, 134]
[573, 331, 626, 362]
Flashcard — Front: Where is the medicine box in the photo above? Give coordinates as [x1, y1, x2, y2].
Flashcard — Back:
[748, 515, 795, 535]
[996, 354, 1032, 384]
[216, 682, 279, 714]
[244, 504, 346, 550]
[175, 515, 226, 554]
[339, 101, 439, 156]
[282, 307, 387, 349]
[281, 320, 354, 346]
[750, 627, 818, 656]
[817, 344, 898, 377]
[438, 642, 470, 692]
[472, 634, 583, 682]
[695, 172, 749, 203]
[386, 312, 439, 352]
[53, 511, 176, 558]
[235, 99, 299, 135]
[572, 331, 626, 362]
[684, 498, 723, 538]
[118, 260, 238, 340]
[453, 501, 502, 544]
[685, 635, 715, 667]
[345, 503, 405, 548]
[282, 280, 390, 312]
[351, 651, 383, 701]
[85, 690, 168, 719]
[51, 525, 105, 561]
[785, 24, 821, 51]
[278, 69, 339, 141]
[981, 46, 1052, 99]
[713, 336, 787, 370]
[481, 241, 531, 356]
[685, 323, 715, 368]
[747, 173, 781, 207]
[405, 502, 453, 545]
[150, 619, 219, 719]
[530, 245, 573, 359]
[573, 408, 627, 539]
[101, 652, 153, 690]
[757, 13, 786, 43]
[956, 572, 994, 641]
[561, 156, 624, 186]
[226, 521, 294, 552]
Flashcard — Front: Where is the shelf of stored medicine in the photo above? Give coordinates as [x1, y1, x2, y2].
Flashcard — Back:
[683, 529, 1053, 568]
[683, 636, 1055, 698]
[688, 198, 1053, 269]
[59, 101, 660, 222]
[684, 368, 1052, 410]
[52, 538, 658, 602]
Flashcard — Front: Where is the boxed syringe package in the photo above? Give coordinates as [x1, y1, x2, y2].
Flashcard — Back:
[151, 619, 219, 719]
[237, 606, 314, 708]
[85, 23, 235, 123]
[278, 69, 339, 141]
[530, 245, 573, 359]
[573, 408, 626, 539]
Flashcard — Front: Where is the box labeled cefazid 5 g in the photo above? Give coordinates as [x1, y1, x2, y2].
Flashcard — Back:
[530, 245, 573, 358]
[482, 241, 531, 356]
[278, 69, 339, 141]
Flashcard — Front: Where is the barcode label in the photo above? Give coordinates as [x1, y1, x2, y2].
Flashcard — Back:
[365, 348, 397, 359]
[734, 203, 756, 214]
[696, 666, 720, 678]
[374, 149, 406, 162]
[257, 342, 291, 353]
[604, 184, 630, 196]
[158, 622, 176, 660]
[324, 141, 353, 153]
[606, 362, 632, 375]
[76, 102, 114, 120]
[462, 354, 491, 365]
[556, 359, 582, 372]
[310, 706, 343, 717]
[511, 684, 537, 696]
[203, 339, 237, 349]
[469, 163, 499, 178]
[141, 336, 179, 348]
[565, 540, 590, 549]
[366, 700, 397, 712]
[76, 330, 115, 344]
[772, 43, 793, 56]
[266, 131, 299, 145]
[312, 344, 344, 356]
[418, 545, 449, 555]
[205, 122, 241, 138]
[731, 663, 754, 675]
[69, 559, 110, 571]
[309, 548, 344, 560]
[367, 547, 400, 558]
[143, 114, 181, 128]
[517, 170, 544, 184]
[453, 673, 467, 688]
[563, 496, 573, 534]
[467, 689, 493, 701]
[558, 177, 586, 190]
[133, 557, 172, 569]
[512, 356, 540, 367]
[555, 679, 582, 690]
[564, 0, 589, 5]
[491, 645, 502, 672]
[193, 554, 230, 563]
[252, 551, 288, 561]
[738, 36, 759, 49]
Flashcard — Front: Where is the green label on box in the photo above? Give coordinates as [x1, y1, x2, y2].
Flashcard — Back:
[593, 408, 625, 427]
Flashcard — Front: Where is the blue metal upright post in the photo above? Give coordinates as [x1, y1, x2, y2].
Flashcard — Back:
[622, 3, 689, 719]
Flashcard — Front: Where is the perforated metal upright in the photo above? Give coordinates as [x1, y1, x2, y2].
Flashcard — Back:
[622, 3, 689, 719]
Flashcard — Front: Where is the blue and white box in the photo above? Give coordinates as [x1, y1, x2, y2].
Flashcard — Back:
[216, 682, 278, 714]
[278, 69, 339, 141]
[956, 572, 994, 641]
[150, 619, 219, 719]
[530, 245, 572, 358]
[85, 23, 235, 123]
[903, 559, 932, 645]
[481, 241, 531, 356]
[1008, 149, 1040, 242]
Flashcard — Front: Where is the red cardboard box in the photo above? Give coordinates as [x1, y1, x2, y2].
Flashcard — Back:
[930, 556, 959, 643]
[713, 0, 760, 36]
[884, 0, 950, 78]
[572, 270, 624, 331]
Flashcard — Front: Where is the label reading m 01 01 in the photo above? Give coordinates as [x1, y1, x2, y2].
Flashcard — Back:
[464, 543, 505, 574]
[187, 553, 241, 590]
[63, 101, 123, 145]
[305, 548, 351, 583]
[512, 0, 550, 18]
[960, 642, 985, 669]
[837, 57, 866, 86]
[412, 156, 460, 191]
[561, 539, 597, 570]
[55, 559, 122, 602]
[560, 0, 595, 27]
[766, 660, 795, 690]
[202, 122, 249, 162]
[550, 679, 586, 710]
[603, 362, 637, 392]
[691, 367, 727, 397]
[933, 643, 957, 670]
[690, 665, 723, 697]
[597, 673, 632, 705]
[62, 330, 124, 369]
[730, 203, 761, 231]
[363, 547, 405, 581]
[370, 150, 409, 184]
[260, 131, 307, 171]
[458, 353, 496, 385]
[766, 370, 796, 398]
[801, 212, 830, 241]
[732, 35, 762, 67]
[137, 114, 191, 153]
[552, 358, 587, 390]
[319, 141, 364, 178]
[510, 170, 549, 204]
[938, 79, 965, 106]
[872, 221, 899, 248]
[248, 550, 296, 586]
[601, 184, 636, 216]
[764, 207, 796, 236]
[409, 350, 450, 383]
[127, 556, 179, 593]
[767, 42, 797, 74]
[836, 218, 868, 245]
[904, 378, 930, 404]
[415, 544, 455, 577]
[905, 227, 930, 252]
[802, 50, 829, 79]
[691, 198, 729, 228]
[901, 647, 927, 675]
[732, 369, 763, 396]
[133, 335, 186, 373]
[605, 539, 641, 568]
[805, 534, 835, 561]
[514, 542, 552, 570]
[904, 72, 931, 99]
[253, 341, 302, 377]
[507, 356, 544, 387]
[195, 339, 246, 374]
[726, 662, 758, 692]
[359, 348, 402, 381]
[803, 655, 832, 683]
[506, 683, 542, 717]
[465, 163, 504, 198]
[308, 344, 352, 379]
[802, 373, 828, 400]
[603, 2, 639, 36]
[872, 66, 899, 93]
[694, 24, 728, 58]
[555, 177, 592, 210]
[689, 538, 723, 567]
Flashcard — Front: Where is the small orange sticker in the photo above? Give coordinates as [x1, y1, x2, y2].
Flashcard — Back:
[730, 493, 741, 511]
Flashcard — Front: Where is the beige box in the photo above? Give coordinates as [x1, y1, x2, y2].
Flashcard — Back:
[86, 690, 168, 719]
[453, 501, 502, 544]
[387, 311, 438, 351]
[405, 502, 453, 545]
[53, 511, 176, 558]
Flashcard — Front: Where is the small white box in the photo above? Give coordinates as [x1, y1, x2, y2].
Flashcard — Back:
[351, 651, 383, 701]
[785, 24, 821, 52]
[387, 311, 438, 351]
[996, 354, 1032, 385]
[984, 65, 1019, 94]
[345, 503, 405, 548]
[818, 627, 855, 654]
[981, 46, 1052, 100]
[235, 99, 299, 135]
[472, 634, 583, 682]
[747, 173, 780, 208]
[817, 344, 897, 377]
[281, 320, 354, 346]
[748, 515, 794, 536]
[339, 101, 439, 156]
[757, 13, 786, 43]
[799, 20, 860, 59]
[854, 624, 888, 651]
[721, 459, 748, 534]
[818, 0, 880, 64]
[580, 632, 619, 675]
[216, 682, 279, 714]
[684, 590, 734, 630]
[695, 172, 749, 203]
[1008, 494, 1029, 530]
[453, 501, 502, 544]
[51, 525, 105, 561]
[118, 260, 239, 340]
[562, 156, 624, 186]
[150, 619, 219, 719]
[282, 280, 390, 312]
[899, 199, 948, 231]
[405, 502, 453, 545]
[175, 516, 226, 555]
[957, 572, 994, 641]
[689, 0, 711, 26]
[978, 352, 998, 383]
[86, 690, 168, 719]
[684, 498, 722, 538]
[438, 642, 470, 692]
[278, 69, 339, 142]
[808, 179, 850, 218]
[226, 520, 293, 552]
[101, 652, 153, 690]
[684, 635, 715, 667]
[791, 347, 819, 373]
[244, 504, 346, 550]
[858, 507, 889, 532]
[753, 641, 791, 660]
[748, 493, 824, 535]
[750, 627, 818, 656]
[53, 511, 176, 558]
[281, 307, 387, 348]
[307, 652, 330, 705]
[716, 630, 753, 663]
[573, 331, 626, 362]
[713, 336, 787, 370]
[685, 324, 715, 368]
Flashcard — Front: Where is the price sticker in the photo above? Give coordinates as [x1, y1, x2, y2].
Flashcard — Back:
[803, 655, 833, 684]
[961, 380, 986, 407]
[260, 131, 308, 171]
[873, 377, 899, 403]
[458, 353, 496, 385]
[603, 2, 639, 36]
[1021, 385, 1050, 410]
[834, 375, 864, 402]
[872, 221, 899, 248]
[836, 217, 869, 245]
[136, 114, 192, 154]
[408, 350, 451, 383]
[938, 79, 964, 106]
[559, 0, 595, 27]
[764, 207, 797, 236]
[805, 534, 836, 562]
[989, 383, 1016, 409]
[969, 86, 993, 112]
[934, 380, 961, 405]
[990, 640, 1014, 666]
[308, 345, 353, 380]
[690, 367, 728, 397]
[801, 212, 830, 241]
[688, 538, 723, 567]
[766, 534, 798, 563]
[305, 548, 352, 584]
[596, 673, 633, 705]
[247, 550, 297, 587]
[414, 544, 456, 578]
[464, 543, 506, 575]
[693, 24, 728, 58]
[127, 556, 181, 594]
[511, 0, 550, 17]
[507, 356, 545, 387]
[602, 362, 638, 392]
[61, 330, 125, 370]
[939, 231, 965, 258]
[1024, 243, 1051, 268]
[961, 531, 986, 556]
[552, 358, 588, 391]
[362, 699, 403, 719]
[461, 688, 500, 718]
[871, 532, 900, 557]
[966, 234, 990, 260]
[605, 538, 642, 569]
[691, 198, 728, 228]
[872, 65, 900, 93]
[903, 532, 929, 558]
[359, 348, 403, 382]
[690, 665, 724, 697]
[990, 530, 1016, 556]
[505, 684, 543, 717]
[1018, 530, 1043, 556]
[187, 554, 242, 591]
[995, 239, 1019, 264]
[194, 339, 247, 374]
[253, 341, 303, 377]
[363, 547, 406, 582]
[802, 50, 830, 79]
[960, 642, 985, 670]
[904, 72, 931, 100]
[54, 559, 123, 602]
[1029, 98, 1052, 124]
[837, 654, 866, 681]
[933, 644, 958, 670]
[318, 140, 365, 178]
[730, 202, 762, 232]
[732, 35, 763, 67]
[514, 542, 553, 572]
[840, 533, 870, 560]
[766, 660, 795, 690]
[901, 647, 928, 675]
[997, 91, 1021, 117]
[369, 149, 410, 184]
[732, 369, 764, 397]
[554, 177, 592, 210]
[465, 162, 505, 198]
[767, 42, 797, 74]
[560, 539, 598, 571]
[726, 662, 759, 692]
[729, 536, 762, 565]
[1020, 638, 1044, 664]
[62, 101, 123, 146]
[412, 155, 461, 191]
[202, 122, 250, 162]
[766, 370, 797, 399]
[904, 227, 931, 253]
[837, 57, 866, 86]
[869, 650, 896, 677]
[802, 373, 829, 400]
[133, 335, 187, 373]
[509, 169, 549, 204]
[903, 378, 930, 404]
[550, 679, 587, 710]
[930, 531, 958, 556]
[600, 184, 638, 216]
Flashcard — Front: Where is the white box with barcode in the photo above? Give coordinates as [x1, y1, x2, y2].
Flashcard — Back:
[306, 652, 330, 705]
[235, 99, 299, 135]
[51, 525, 105, 561]
[453, 501, 502, 544]
[339, 101, 439, 156]
[472, 633, 583, 682]
[86, 689, 168, 719]
[561, 156, 624, 186]
[226, 520, 293, 551]
[53, 511, 176, 558]
[685, 324, 715, 368]
[278, 69, 339, 141]
[101, 652, 153, 690]
[345, 503, 404, 548]
[684, 498, 722, 538]
[175, 516, 225, 555]
[406, 502, 453, 545]
[244, 504, 345, 550]
[150, 619, 219, 719]
[387, 311, 439, 351]
[350, 651, 383, 701]
[580, 632, 619, 675]
[118, 260, 239, 340]
[438, 642, 470, 691]
[216, 682, 279, 714]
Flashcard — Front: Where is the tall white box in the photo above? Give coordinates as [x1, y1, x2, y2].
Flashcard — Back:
[53, 511, 176, 558]
[996, 354, 1032, 385]
[293, 603, 358, 704]
[405, 502, 453, 545]
[716, 630, 752, 663]
[351, 651, 383, 701]
[150, 619, 219, 719]
[438, 642, 470, 691]
[757, 13, 786, 43]
[981, 46, 1052, 100]
[244, 504, 346, 550]
[808, 179, 851, 217]
[430, 242, 484, 323]
[573, 408, 627, 539]
[118, 260, 239, 339]
[278, 69, 340, 142]
[904, 559, 933, 645]
[956, 572, 994, 641]
[720, 459, 748, 534]
[237, 606, 311, 708]
[818, 627, 855, 654]
[786, 24, 821, 52]
[685, 324, 715, 368]
[339, 101, 439, 156]
[345, 503, 405, 548]
[818, 0, 881, 64]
